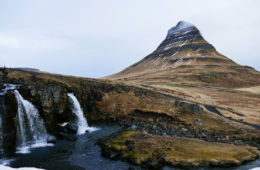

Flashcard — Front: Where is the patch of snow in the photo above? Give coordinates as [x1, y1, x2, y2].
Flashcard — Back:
[0, 165, 44, 170]
[195, 48, 201, 53]
[160, 60, 169, 70]
[186, 60, 192, 65]
[167, 21, 195, 37]
[172, 57, 183, 68]
[163, 46, 171, 51]
[152, 58, 161, 65]
[171, 51, 179, 58]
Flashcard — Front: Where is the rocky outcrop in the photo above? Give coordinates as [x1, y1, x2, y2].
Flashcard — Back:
[175, 100, 203, 114]
[1, 92, 18, 156]
[18, 84, 77, 140]
[98, 131, 260, 169]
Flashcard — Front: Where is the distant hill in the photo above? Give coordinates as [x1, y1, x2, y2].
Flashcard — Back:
[0, 67, 39, 71]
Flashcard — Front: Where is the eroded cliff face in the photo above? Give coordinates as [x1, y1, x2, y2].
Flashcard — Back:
[0, 68, 259, 143]
[18, 84, 71, 135]
[0, 91, 18, 156]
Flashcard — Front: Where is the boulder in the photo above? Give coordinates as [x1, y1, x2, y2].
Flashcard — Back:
[175, 100, 203, 114]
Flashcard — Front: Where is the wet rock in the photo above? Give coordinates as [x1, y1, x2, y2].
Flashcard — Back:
[125, 140, 135, 151]
[47, 136, 57, 143]
[65, 122, 78, 134]
[57, 131, 77, 141]
[2, 92, 18, 156]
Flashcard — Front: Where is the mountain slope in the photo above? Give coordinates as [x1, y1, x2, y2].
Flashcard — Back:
[105, 21, 260, 88]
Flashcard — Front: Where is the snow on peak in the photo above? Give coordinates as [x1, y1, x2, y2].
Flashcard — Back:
[167, 21, 196, 37]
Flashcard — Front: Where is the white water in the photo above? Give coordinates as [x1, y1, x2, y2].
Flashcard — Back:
[0, 84, 19, 96]
[67, 93, 98, 135]
[14, 90, 53, 154]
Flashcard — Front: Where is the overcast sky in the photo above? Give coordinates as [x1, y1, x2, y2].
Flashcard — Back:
[0, 0, 259, 78]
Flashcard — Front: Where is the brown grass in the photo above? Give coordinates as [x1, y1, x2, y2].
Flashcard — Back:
[104, 131, 259, 167]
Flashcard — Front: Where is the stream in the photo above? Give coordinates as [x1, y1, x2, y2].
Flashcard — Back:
[1, 124, 258, 170]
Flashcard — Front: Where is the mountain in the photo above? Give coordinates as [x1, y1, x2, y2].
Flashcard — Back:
[105, 21, 260, 88]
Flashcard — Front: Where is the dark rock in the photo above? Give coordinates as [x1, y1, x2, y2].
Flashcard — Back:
[57, 132, 77, 141]
[47, 136, 57, 143]
[65, 122, 78, 134]
[125, 140, 135, 151]
[2, 92, 18, 156]
[175, 100, 203, 114]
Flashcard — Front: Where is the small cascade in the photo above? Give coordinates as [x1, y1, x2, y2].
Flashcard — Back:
[67, 93, 98, 135]
[14, 90, 52, 153]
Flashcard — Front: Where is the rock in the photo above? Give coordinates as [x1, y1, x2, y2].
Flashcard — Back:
[57, 132, 77, 141]
[131, 125, 137, 130]
[175, 101, 203, 114]
[194, 118, 202, 125]
[0, 84, 4, 91]
[65, 122, 78, 134]
[47, 136, 57, 143]
[1, 92, 18, 156]
[125, 140, 135, 151]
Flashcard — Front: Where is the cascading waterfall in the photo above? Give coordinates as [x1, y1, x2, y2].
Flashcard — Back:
[14, 90, 52, 153]
[67, 93, 98, 135]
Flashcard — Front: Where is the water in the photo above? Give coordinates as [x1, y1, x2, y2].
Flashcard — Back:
[6, 124, 259, 170]
[9, 125, 139, 170]
[14, 90, 52, 154]
[0, 84, 19, 96]
[67, 93, 99, 135]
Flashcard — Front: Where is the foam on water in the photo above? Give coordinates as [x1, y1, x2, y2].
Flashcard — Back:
[14, 90, 53, 154]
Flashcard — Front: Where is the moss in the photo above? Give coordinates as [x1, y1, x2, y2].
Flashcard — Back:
[100, 131, 259, 168]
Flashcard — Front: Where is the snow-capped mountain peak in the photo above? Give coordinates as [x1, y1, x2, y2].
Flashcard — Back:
[167, 21, 196, 37]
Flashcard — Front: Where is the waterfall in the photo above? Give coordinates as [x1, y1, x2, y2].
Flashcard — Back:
[14, 90, 52, 154]
[67, 93, 98, 135]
